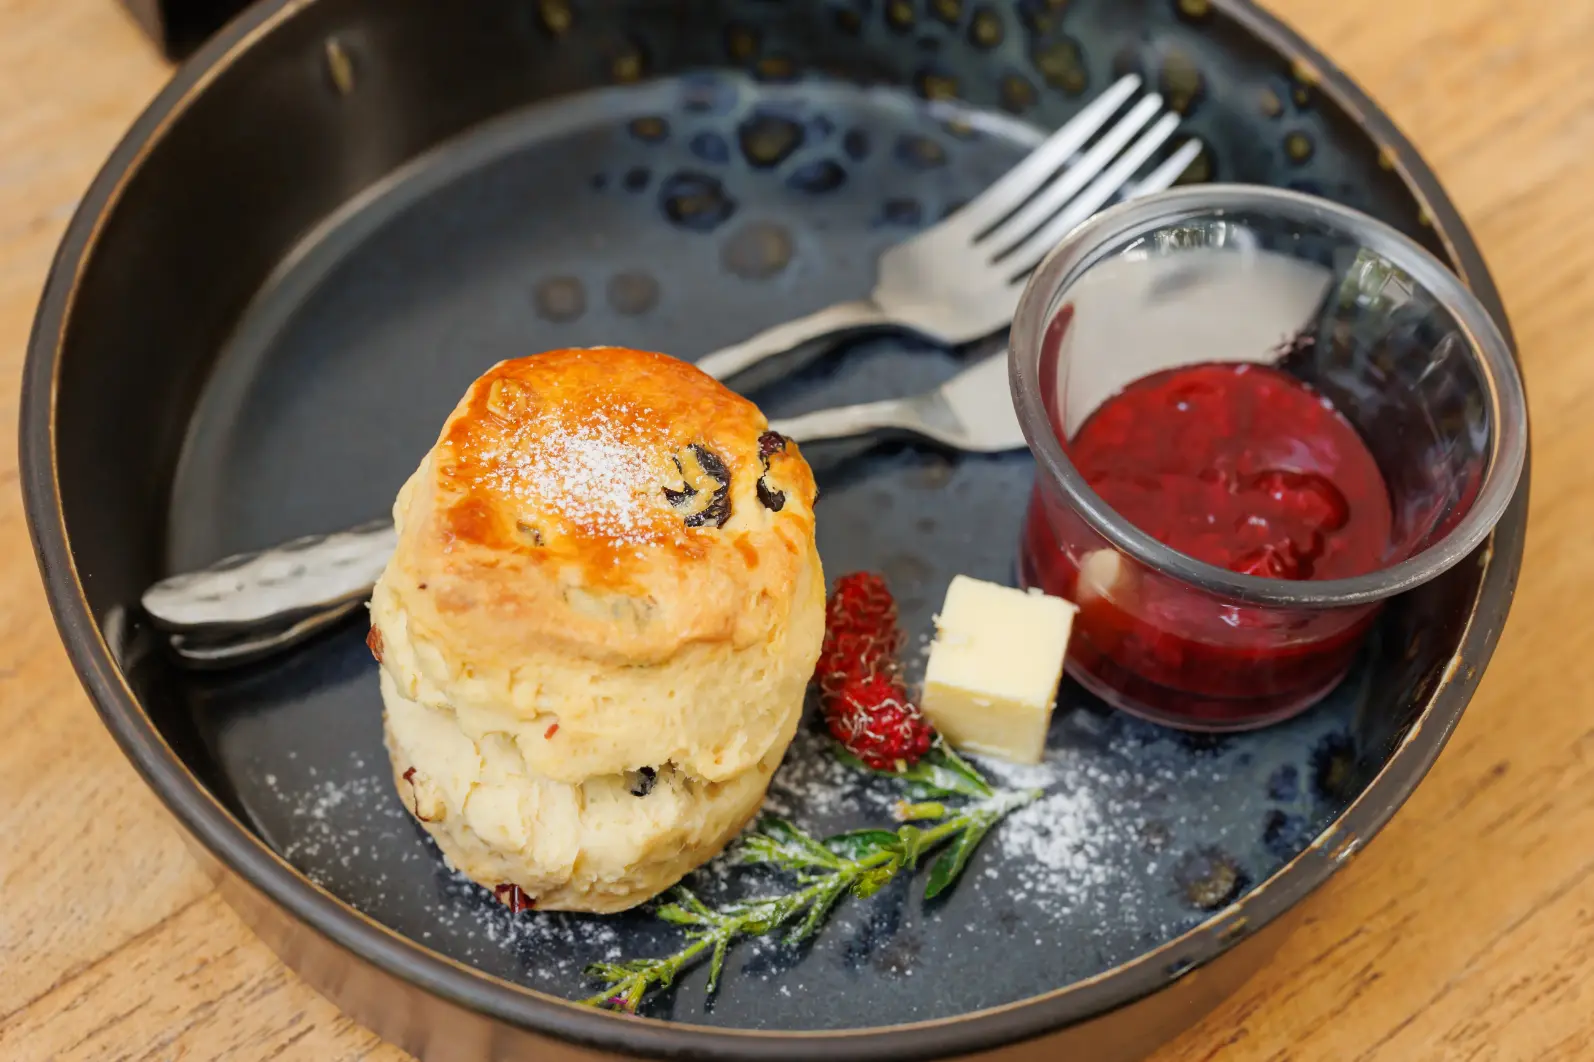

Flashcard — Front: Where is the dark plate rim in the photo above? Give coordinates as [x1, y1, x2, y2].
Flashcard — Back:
[20, 0, 1529, 1058]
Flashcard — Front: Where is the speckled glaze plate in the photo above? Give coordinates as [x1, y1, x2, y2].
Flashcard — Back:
[22, 0, 1526, 1059]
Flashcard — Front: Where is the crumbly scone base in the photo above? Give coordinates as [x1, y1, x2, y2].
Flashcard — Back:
[382, 669, 796, 914]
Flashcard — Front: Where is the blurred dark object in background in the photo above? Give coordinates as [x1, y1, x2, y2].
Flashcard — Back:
[121, 0, 253, 59]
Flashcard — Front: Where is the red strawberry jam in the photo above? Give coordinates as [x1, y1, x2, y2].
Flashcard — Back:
[1021, 361, 1393, 728]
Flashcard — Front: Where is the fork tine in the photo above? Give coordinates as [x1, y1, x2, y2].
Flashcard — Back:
[1125, 136, 1206, 200]
[1003, 114, 1187, 278]
[979, 93, 1164, 261]
[951, 74, 1143, 234]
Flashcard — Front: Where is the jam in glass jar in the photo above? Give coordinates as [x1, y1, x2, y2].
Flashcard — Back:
[1007, 187, 1526, 730]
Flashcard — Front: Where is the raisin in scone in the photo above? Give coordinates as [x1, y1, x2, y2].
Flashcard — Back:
[368, 347, 823, 913]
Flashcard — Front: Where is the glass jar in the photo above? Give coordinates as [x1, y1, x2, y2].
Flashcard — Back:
[1008, 185, 1526, 731]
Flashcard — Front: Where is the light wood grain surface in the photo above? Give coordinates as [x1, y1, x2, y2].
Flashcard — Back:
[1, 0, 1590, 1059]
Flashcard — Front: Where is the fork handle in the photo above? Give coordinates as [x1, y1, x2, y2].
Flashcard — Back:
[145, 302, 896, 661]
[142, 396, 913, 656]
[140, 395, 904, 635]
[142, 519, 397, 631]
[769, 398, 911, 445]
[695, 299, 888, 381]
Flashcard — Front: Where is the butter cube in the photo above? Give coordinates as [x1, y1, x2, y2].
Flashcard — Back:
[921, 576, 1077, 765]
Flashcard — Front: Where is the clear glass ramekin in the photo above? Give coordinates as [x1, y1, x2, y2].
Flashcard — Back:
[1009, 185, 1527, 731]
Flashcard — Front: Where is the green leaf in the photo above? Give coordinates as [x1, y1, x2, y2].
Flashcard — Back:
[835, 741, 991, 799]
[592, 957, 662, 978]
[757, 816, 808, 844]
[655, 903, 704, 926]
[746, 817, 839, 869]
[934, 743, 996, 795]
[738, 834, 789, 866]
[852, 861, 900, 899]
[706, 935, 730, 994]
[891, 748, 993, 801]
[924, 817, 994, 899]
[739, 835, 792, 866]
[582, 741, 1041, 1013]
[895, 824, 928, 869]
[824, 828, 900, 861]
[731, 897, 789, 936]
[670, 887, 714, 918]
[895, 800, 949, 822]
[789, 878, 847, 943]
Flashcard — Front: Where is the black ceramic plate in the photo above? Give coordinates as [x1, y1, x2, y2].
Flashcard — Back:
[23, 0, 1526, 1059]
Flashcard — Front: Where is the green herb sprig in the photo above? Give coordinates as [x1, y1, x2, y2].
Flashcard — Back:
[583, 744, 1039, 1012]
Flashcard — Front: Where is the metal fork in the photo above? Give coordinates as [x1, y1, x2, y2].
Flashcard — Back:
[142, 352, 1023, 664]
[695, 73, 1201, 381]
[141, 78, 1199, 662]
[771, 350, 1022, 453]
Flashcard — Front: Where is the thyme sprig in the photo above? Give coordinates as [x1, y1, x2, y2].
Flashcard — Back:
[583, 743, 1039, 1012]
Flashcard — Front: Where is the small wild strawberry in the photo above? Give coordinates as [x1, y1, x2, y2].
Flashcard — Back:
[825, 673, 935, 771]
[814, 572, 935, 770]
[814, 572, 901, 690]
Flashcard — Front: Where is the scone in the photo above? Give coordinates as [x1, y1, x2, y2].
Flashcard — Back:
[368, 347, 824, 913]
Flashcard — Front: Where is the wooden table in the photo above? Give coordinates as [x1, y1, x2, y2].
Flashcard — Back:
[2, 0, 1590, 1058]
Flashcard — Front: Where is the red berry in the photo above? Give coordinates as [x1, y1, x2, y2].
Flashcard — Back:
[812, 571, 936, 770]
[815, 571, 902, 693]
[825, 673, 935, 771]
[824, 573, 899, 649]
[816, 627, 896, 695]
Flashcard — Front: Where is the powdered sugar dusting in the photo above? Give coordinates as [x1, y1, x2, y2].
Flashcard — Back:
[973, 751, 1123, 921]
[264, 724, 1135, 983]
[768, 717, 1140, 925]
[760, 725, 899, 821]
[470, 391, 675, 544]
[248, 694, 1342, 1021]
[268, 753, 629, 981]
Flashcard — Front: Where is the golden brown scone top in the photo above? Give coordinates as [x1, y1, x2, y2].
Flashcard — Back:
[388, 347, 820, 666]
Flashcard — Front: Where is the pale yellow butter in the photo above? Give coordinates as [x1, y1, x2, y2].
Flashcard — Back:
[920, 575, 1077, 765]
